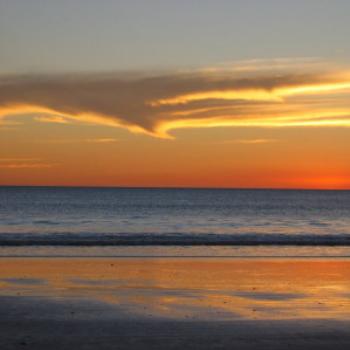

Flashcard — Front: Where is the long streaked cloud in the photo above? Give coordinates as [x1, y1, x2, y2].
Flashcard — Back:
[0, 158, 55, 169]
[0, 163, 54, 169]
[37, 138, 118, 144]
[34, 115, 70, 124]
[0, 158, 42, 162]
[220, 138, 278, 145]
[0, 157, 57, 170]
[0, 60, 350, 138]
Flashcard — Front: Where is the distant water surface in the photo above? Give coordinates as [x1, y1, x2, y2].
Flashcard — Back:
[0, 187, 349, 252]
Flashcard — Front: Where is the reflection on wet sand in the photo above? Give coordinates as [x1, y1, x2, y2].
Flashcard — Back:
[0, 258, 350, 321]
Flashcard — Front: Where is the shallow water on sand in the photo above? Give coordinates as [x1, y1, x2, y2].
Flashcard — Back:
[1, 258, 350, 321]
[2, 257, 350, 349]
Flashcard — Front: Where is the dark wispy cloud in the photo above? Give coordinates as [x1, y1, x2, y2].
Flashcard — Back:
[1, 61, 350, 138]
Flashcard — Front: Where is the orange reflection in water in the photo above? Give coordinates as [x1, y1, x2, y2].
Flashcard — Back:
[0, 258, 350, 321]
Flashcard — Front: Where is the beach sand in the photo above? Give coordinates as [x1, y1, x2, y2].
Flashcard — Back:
[0, 258, 350, 349]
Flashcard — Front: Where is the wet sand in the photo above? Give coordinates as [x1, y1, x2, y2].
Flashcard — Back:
[0, 258, 350, 349]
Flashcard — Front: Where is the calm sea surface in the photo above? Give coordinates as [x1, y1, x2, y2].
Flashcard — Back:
[0, 187, 349, 256]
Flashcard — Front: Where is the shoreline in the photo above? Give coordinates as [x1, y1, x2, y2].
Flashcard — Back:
[2, 244, 350, 258]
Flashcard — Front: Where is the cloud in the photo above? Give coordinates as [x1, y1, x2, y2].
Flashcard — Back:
[37, 138, 118, 144]
[201, 57, 325, 73]
[34, 115, 70, 124]
[0, 119, 22, 131]
[0, 163, 54, 169]
[0, 157, 42, 162]
[0, 158, 55, 169]
[85, 138, 118, 144]
[0, 120, 22, 126]
[220, 138, 278, 145]
[0, 60, 350, 138]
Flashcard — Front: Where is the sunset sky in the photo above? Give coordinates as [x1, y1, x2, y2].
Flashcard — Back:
[1, 0, 350, 189]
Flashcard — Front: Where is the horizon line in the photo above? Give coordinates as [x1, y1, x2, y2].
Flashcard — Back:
[0, 185, 349, 191]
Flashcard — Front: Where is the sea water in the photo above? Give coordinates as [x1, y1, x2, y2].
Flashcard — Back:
[0, 187, 349, 257]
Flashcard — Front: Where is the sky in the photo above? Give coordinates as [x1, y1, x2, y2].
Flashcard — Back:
[0, 0, 350, 189]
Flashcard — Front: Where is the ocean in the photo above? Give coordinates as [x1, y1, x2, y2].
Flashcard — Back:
[0, 187, 349, 257]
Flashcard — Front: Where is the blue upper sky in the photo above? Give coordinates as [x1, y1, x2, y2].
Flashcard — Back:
[0, 0, 349, 73]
